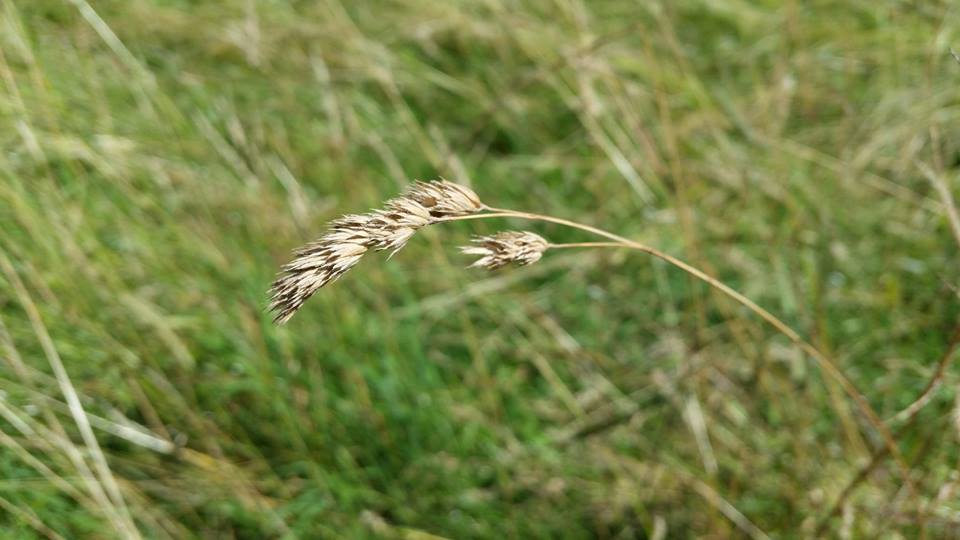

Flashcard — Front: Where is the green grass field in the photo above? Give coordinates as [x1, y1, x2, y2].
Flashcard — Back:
[2, 0, 959, 537]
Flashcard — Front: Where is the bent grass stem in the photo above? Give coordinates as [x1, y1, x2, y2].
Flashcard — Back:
[441, 207, 912, 488]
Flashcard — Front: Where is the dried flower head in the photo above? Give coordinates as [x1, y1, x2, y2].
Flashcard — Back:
[269, 180, 485, 324]
[269, 235, 368, 324]
[405, 180, 483, 217]
[461, 231, 549, 270]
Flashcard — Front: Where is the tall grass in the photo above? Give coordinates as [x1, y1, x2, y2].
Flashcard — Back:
[1, 0, 959, 538]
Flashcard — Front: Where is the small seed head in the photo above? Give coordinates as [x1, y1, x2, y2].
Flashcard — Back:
[461, 231, 549, 270]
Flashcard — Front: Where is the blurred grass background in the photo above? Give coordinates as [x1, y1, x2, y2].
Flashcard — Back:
[1, 0, 960, 538]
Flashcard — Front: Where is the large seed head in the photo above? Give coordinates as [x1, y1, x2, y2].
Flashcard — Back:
[270, 180, 487, 323]
[269, 238, 368, 324]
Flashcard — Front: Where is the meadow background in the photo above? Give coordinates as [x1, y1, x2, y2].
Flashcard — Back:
[2, 0, 960, 538]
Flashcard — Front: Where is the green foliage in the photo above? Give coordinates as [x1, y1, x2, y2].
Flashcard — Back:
[1, 0, 959, 537]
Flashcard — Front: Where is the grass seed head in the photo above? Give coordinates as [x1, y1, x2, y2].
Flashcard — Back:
[405, 180, 483, 217]
[269, 237, 367, 324]
[461, 231, 549, 270]
[270, 179, 483, 323]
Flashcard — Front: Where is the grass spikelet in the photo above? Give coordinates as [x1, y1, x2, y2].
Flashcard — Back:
[405, 179, 484, 217]
[269, 235, 368, 324]
[460, 231, 549, 270]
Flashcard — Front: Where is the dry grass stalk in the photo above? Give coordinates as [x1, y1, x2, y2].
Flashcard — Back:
[269, 179, 910, 491]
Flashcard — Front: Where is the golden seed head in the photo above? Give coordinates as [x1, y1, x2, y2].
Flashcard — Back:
[269, 236, 368, 324]
[269, 179, 486, 324]
[405, 180, 483, 218]
[461, 231, 549, 270]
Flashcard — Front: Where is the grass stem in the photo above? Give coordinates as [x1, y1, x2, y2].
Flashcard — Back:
[444, 207, 912, 488]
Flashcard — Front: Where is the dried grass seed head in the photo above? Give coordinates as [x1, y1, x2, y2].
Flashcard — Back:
[406, 180, 483, 217]
[269, 236, 367, 324]
[461, 231, 549, 270]
[270, 179, 483, 324]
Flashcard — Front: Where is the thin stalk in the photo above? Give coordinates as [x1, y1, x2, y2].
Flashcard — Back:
[441, 207, 911, 486]
[549, 242, 624, 249]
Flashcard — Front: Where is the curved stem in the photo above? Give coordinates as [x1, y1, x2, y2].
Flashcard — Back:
[549, 242, 625, 249]
[446, 207, 637, 245]
[443, 207, 911, 487]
